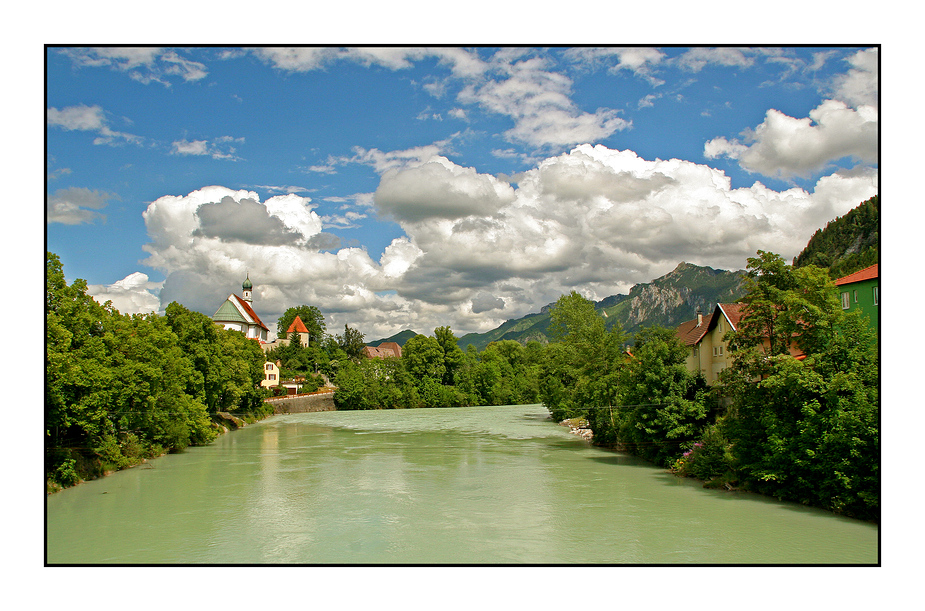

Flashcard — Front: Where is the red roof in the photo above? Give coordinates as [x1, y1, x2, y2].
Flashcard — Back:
[834, 264, 879, 286]
[717, 302, 747, 331]
[676, 303, 747, 346]
[362, 342, 403, 359]
[233, 294, 269, 331]
[287, 315, 310, 333]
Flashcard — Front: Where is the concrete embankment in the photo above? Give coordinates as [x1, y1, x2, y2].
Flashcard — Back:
[265, 390, 336, 414]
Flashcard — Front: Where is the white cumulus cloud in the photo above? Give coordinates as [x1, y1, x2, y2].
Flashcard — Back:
[88, 272, 162, 315]
[704, 99, 878, 178]
[131, 145, 877, 339]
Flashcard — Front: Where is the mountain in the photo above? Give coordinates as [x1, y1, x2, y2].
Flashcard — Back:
[793, 195, 879, 279]
[457, 262, 747, 351]
[367, 328, 419, 347]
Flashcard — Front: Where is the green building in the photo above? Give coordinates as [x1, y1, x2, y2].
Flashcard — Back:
[834, 264, 879, 334]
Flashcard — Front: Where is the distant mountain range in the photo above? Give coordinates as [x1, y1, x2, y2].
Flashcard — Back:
[456, 262, 747, 351]
[368, 262, 747, 351]
[366, 328, 419, 348]
[367, 196, 879, 352]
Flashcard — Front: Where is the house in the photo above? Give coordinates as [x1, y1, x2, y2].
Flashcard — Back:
[676, 302, 807, 384]
[676, 303, 746, 385]
[362, 342, 403, 359]
[212, 274, 270, 343]
[834, 264, 879, 334]
[261, 361, 280, 389]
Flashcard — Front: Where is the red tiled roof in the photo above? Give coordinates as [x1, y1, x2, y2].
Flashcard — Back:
[834, 264, 879, 286]
[363, 342, 403, 359]
[233, 294, 269, 331]
[717, 302, 748, 331]
[676, 317, 710, 346]
[676, 303, 748, 346]
[287, 315, 310, 333]
[377, 342, 402, 359]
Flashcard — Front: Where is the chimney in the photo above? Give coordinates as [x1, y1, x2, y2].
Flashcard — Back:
[696, 306, 703, 327]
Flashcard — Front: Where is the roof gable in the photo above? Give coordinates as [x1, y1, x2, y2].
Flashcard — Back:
[213, 299, 247, 323]
[676, 303, 746, 346]
[234, 295, 269, 331]
[717, 302, 746, 332]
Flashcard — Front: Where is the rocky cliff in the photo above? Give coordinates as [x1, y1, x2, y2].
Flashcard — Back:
[458, 262, 746, 350]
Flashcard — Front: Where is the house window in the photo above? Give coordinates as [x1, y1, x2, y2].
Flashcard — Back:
[873, 286, 878, 306]
[713, 346, 723, 357]
[841, 292, 850, 310]
[853, 290, 858, 303]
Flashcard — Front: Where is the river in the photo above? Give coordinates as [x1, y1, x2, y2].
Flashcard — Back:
[45, 404, 878, 564]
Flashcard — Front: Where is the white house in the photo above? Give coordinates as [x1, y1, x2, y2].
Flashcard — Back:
[212, 274, 270, 343]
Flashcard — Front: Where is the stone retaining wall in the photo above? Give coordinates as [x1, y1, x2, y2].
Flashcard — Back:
[267, 391, 336, 414]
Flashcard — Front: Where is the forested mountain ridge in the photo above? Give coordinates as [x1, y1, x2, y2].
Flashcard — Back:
[457, 262, 747, 351]
[792, 195, 879, 278]
[367, 329, 418, 347]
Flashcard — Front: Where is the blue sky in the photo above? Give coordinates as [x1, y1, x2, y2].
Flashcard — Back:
[46, 45, 879, 339]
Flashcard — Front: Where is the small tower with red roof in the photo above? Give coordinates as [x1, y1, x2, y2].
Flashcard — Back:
[287, 315, 310, 347]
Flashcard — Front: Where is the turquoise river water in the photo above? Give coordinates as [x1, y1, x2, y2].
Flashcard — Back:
[46, 404, 878, 564]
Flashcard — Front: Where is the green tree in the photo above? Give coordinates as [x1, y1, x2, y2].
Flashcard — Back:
[541, 291, 627, 421]
[337, 323, 366, 361]
[715, 252, 879, 520]
[730, 251, 840, 363]
[609, 326, 708, 465]
[402, 334, 447, 384]
[165, 301, 223, 412]
[434, 326, 464, 386]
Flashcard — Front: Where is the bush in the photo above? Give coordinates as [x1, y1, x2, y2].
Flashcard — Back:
[671, 424, 731, 482]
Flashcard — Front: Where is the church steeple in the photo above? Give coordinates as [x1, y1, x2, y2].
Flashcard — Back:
[242, 273, 253, 303]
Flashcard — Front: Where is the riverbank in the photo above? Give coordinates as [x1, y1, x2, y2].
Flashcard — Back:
[46, 409, 277, 495]
[559, 417, 593, 441]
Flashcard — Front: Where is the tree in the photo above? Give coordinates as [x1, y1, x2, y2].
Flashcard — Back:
[434, 326, 464, 386]
[402, 334, 447, 384]
[337, 323, 366, 361]
[541, 291, 627, 421]
[730, 251, 840, 363]
[609, 326, 708, 465]
[277, 305, 326, 346]
[714, 252, 879, 520]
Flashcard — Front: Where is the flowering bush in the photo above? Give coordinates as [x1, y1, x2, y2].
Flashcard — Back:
[670, 426, 730, 482]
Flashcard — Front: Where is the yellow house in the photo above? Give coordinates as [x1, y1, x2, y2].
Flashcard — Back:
[676, 303, 748, 385]
[677, 302, 807, 384]
[261, 361, 280, 389]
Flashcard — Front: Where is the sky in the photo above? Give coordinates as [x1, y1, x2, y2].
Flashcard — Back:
[46, 45, 879, 340]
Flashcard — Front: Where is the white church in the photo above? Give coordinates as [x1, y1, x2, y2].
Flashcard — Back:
[212, 274, 270, 343]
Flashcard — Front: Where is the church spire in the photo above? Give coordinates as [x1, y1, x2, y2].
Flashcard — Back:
[242, 273, 253, 303]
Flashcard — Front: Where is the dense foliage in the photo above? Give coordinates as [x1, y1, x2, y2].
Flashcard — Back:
[538, 251, 879, 521]
[46, 252, 270, 490]
[792, 195, 879, 279]
[332, 329, 544, 410]
[710, 252, 879, 520]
